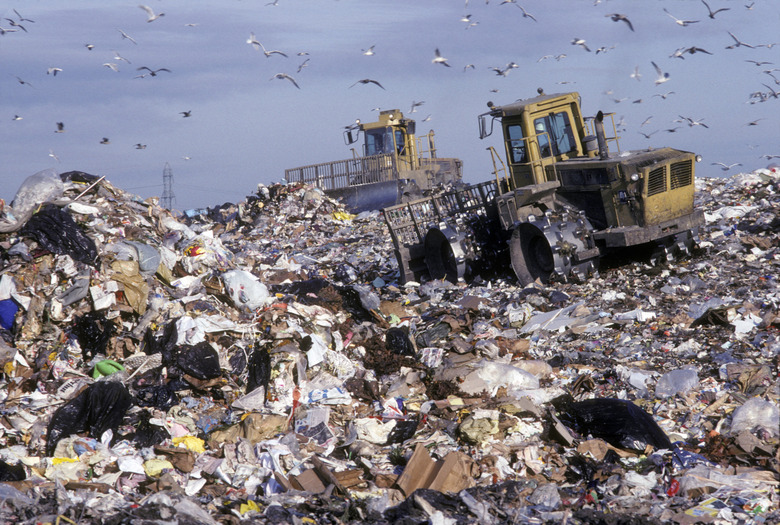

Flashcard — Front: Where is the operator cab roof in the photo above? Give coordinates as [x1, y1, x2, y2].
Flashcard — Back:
[484, 91, 579, 118]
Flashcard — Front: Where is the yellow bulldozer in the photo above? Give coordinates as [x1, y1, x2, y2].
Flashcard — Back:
[383, 89, 705, 285]
[284, 110, 463, 213]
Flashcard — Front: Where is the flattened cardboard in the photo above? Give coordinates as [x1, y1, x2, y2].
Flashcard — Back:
[395, 443, 476, 496]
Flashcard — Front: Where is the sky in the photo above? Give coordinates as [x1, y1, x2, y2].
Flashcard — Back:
[2, 0, 779, 211]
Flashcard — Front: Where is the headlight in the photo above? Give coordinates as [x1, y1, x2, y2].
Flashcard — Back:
[630, 173, 640, 182]
[695, 155, 702, 163]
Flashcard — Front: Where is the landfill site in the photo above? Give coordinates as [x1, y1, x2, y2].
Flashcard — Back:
[0, 163, 777, 525]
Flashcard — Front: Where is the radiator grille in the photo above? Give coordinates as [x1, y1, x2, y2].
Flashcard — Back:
[670, 160, 693, 189]
[647, 166, 667, 196]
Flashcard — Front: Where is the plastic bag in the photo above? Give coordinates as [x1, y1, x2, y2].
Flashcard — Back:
[175, 341, 222, 380]
[221, 269, 269, 311]
[72, 311, 115, 360]
[10, 168, 64, 216]
[558, 397, 672, 451]
[246, 343, 271, 395]
[385, 327, 415, 356]
[46, 381, 133, 455]
[21, 204, 99, 266]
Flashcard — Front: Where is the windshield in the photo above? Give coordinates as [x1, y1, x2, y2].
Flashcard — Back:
[365, 128, 393, 155]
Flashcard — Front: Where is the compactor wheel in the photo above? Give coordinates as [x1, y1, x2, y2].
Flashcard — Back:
[424, 227, 466, 283]
[510, 213, 598, 286]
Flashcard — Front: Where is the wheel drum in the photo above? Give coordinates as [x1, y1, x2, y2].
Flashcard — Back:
[510, 213, 598, 286]
[424, 227, 466, 283]
[510, 223, 554, 285]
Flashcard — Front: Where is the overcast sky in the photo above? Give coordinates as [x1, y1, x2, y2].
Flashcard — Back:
[2, 0, 778, 211]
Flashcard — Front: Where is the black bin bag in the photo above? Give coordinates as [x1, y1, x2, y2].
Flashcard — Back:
[21, 204, 99, 267]
[559, 397, 672, 451]
[46, 381, 133, 456]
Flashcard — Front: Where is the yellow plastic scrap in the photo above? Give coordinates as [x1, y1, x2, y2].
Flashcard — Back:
[239, 500, 261, 515]
[331, 211, 355, 221]
[172, 435, 206, 454]
[51, 457, 79, 466]
[143, 458, 174, 477]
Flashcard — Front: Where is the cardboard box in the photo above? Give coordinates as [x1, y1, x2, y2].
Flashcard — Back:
[395, 443, 477, 496]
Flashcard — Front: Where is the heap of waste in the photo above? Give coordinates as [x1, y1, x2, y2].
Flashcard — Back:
[0, 166, 777, 524]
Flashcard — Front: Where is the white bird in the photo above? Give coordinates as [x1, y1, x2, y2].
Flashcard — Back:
[651, 61, 670, 85]
[711, 162, 741, 171]
[630, 65, 641, 81]
[85, 44, 95, 51]
[410, 100, 425, 112]
[653, 91, 676, 99]
[571, 38, 591, 52]
[270, 73, 300, 89]
[103, 62, 120, 72]
[118, 29, 137, 45]
[297, 58, 310, 73]
[639, 130, 658, 139]
[362, 45, 375, 56]
[463, 64, 476, 71]
[726, 31, 754, 49]
[514, 5, 537, 21]
[640, 116, 653, 127]
[12, 115, 22, 121]
[679, 115, 709, 128]
[248, 35, 288, 58]
[12, 9, 34, 23]
[664, 8, 699, 26]
[139, 5, 165, 23]
[49, 150, 60, 163]
[0, 26, 18, 35]
[432, 48, 451, 67]
[113, 51, 131, 64]
[47, 67, 63, 76]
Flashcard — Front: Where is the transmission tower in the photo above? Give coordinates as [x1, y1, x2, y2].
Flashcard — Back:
[161, 162, 176, 209]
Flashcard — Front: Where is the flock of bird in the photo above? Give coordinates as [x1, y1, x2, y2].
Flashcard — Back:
[3, 1, 779, 182]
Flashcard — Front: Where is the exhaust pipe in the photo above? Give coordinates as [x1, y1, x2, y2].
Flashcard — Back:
[594, 111, 609, 160]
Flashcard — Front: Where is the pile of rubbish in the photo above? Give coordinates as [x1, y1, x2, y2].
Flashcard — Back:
[0, 167, 777, 524]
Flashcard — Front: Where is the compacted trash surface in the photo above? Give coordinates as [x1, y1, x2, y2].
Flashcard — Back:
[0, 167, 777, 524]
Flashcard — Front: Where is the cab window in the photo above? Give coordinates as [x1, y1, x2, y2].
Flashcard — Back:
[506, 124, 526, 163]
[533, 112, 576, 158]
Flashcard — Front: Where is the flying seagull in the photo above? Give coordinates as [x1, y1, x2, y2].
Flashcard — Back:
[664, 8, 699, 26]
[49, 150, 60, 163]
[651, 61, 670, 85]
[701, 0, 729, 19]
[410, 100, 425, 112]
[638, 130, 658, 139]
[180, 110, 192, 117]
[135, 66, 171, 77]
[55, 122, 65, 133]
[571, 38, 591, 52]
[630, 66, 641, 81]
[15, 76, 33, 87]
[653, 91, 676, 99]
[605, 13, 634, 31]
[47, 67, 63, 76]
[103, 63, 120, 72]
[100, 137, 110, 145]
[270, 72, 300, 89]
[118, 29, 137, 45]
[711, 162, 741, 171]
[726, 31, 753, 49]
[297, 58, 310, 73]
[139, 5, 165, 23]
[134, 143, 147, 149]
[113, 51, 131, 64]
[350, 78, 385, 90]
[12, 9, 34, 23]
[362, 45, 375, 56]
[432, 48, 451, 67]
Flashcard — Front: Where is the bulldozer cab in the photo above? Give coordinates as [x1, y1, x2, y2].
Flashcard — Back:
[345, 110, 420, 172]
[480, 92, 590, 190]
